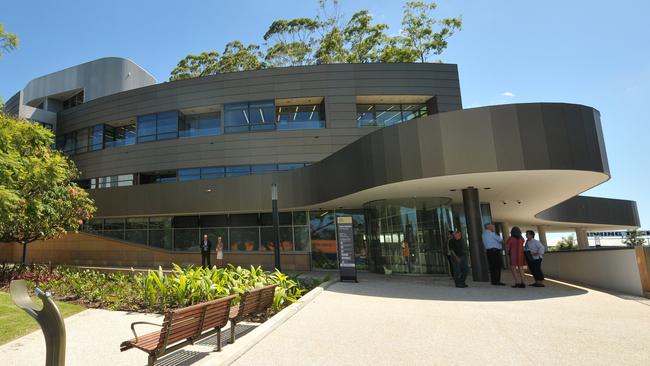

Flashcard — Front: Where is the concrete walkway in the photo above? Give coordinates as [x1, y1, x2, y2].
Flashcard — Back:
[232, 273, 650, 366]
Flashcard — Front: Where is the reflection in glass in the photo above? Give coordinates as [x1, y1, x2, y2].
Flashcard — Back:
[230, 227, 259, 251]
[310, 211, 338, 269]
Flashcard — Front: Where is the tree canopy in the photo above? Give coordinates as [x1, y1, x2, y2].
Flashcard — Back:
[170, 0, 462, 81]
[0, 113, 96, 263]
[0, 23, 18, 58]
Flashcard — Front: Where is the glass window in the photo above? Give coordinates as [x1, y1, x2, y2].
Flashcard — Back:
[356, 105, 376, 126]
[56, 132, 76, 155]
[104, 218, 125, 230]
[260, 212, 293, 226]
[126, 217, 148, 230]
[139, 171, 177, 184]
[225, 165, 251, 177]
[294, 226, 310, 251]
[224, 102, 249, 133]
[260, 227, 276, 252]
[229, 213, 258, 227]
[310, 210, 338, 269]
[249, 100, 276, 131]
[200, 228, 229, 251]
[75, 128, 89, 154]
[178, 168, 201, 181]
[173, 216, 199, 228]
[149, 229, 172, 249]
[156, 111, 178, 140]
[87, 218, 104, 233]
[200, 215, 228, 227]
[105, 123, 136, 148]
[401, 104, 427, 121]
[200, 167, 225, 180]
[149, 216, 172, 229]
[174, 229, 200, 251]
[137, 114, 157, 142]
[117, 174, 134, 187]
[293, 211, 308, 226]
[278, 163, 305, 171]
[251, 164, 277, 174]
[89, 124, 104, 151]
[375, 105, 402, 126]
[230, 227, 259, 252]
[125, 230, 148, 245]
[180, 113, 221, 138]
[276, 104, 325, 130]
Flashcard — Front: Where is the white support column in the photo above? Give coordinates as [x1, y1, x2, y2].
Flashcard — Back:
[575, 228, 589, 249]
[537, 225, 548, 249]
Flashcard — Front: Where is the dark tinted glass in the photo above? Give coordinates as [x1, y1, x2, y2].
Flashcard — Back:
[229, 213, 259, 227]
[225, 165, 251, 177]
[173, 216, 199, 228]
[174, 229, 199, 251]
[156, 111, 178, 140]
[251, 164, 277, 174]
[230, 227, 259, 251]
[125, 230, 147, 245]
[200, 215, 228, 227]
[178, 168, 201, 181]
[104, 218, 125, 230]
[201, 167, 225, 180]
[126, 217, 148, 229]
[293, 211, 308, 225]
[137, 114, 157, 142]
[149, 217, 172, 229]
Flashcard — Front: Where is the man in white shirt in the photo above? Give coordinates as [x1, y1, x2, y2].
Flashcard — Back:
[524, 230, 545, 287]
[482, 223, 505, 286]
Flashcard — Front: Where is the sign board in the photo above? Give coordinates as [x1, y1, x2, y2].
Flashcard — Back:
[336, 216, 357, 282]
[587, 230, 650, 238]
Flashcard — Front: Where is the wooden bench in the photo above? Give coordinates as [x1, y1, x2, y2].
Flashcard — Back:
[120, 295, 235, 366]
[228, 284, 278, 343]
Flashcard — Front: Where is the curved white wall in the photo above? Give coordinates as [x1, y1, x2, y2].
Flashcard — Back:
[543, 248, 644, 296]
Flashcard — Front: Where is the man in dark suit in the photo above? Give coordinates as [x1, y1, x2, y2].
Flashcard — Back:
[200, 234, 212, 268]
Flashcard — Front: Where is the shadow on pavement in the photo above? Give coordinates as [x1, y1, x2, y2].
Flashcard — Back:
[153, 323, 258, 366]
[326, 271, 588, 302]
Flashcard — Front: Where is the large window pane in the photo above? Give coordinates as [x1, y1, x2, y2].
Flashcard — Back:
[294, 226, 310, 251]
[259, 227, 292, 251]
[293, 211, 308, 225]
[277, 104, 325, 130]
[126, 217, 148, 230]
[278, 163, 305, 171]
[229, 213, 258, 227]
[149, 217, 172, 229]
[225, 165, 251, 177]
[125, 230, 148, 245]
[149, 229, 172, 249]
[249, 100, 276, 131]
[199, 113, 221, 136]
[229, 227, 259, 252]
[178, 168, 201, 181]
[201, 167, 225, 180]
[156, 111, 178, 140]
[356, 104, 376, 126]
[401, 104, 427, 121]
[310, 210, 338, 269]
[137, 114, 157, 142]
[200, 215, 228, 227]
[173, 216, 199, 228]
[251, 164, 277, 175]
[224, 103, 249, 133]
[90, 124, 104, 151]
[174, 229, 200, 251]
[375, 105, 402, 126]
[75, 128, 89, 154]
[200, 228, 229, 251]
[104, 218, 125, 230]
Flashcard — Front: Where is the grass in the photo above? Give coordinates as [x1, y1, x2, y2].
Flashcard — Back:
[0, 291, 85, 345]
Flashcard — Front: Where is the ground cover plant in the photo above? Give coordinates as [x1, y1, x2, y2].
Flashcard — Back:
[0, 263, 314, 313]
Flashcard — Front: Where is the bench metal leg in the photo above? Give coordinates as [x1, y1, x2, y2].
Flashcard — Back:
[230, 320, 236, 344]
[148, 354, 156, 366]
[214, 328, 222, 352]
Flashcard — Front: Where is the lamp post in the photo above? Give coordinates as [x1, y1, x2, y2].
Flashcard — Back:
[272, 183, 281, 271]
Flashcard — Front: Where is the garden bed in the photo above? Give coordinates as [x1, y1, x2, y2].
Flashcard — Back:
[0, 263, 325, 316]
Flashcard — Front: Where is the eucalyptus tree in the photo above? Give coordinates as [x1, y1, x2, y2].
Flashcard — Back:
[218, 41, 265, 73]
[343, 10, 388, 63]
[0, 23, 18, 58]
[169, 51, 220, 81]
[400, 1, 462, 62]
[263, 18, 321, 67]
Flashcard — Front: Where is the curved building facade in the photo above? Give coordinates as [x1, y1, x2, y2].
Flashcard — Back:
[2, 60, 640, 277]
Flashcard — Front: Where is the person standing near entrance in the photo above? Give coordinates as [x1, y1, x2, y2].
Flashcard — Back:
[506, 226, 526, 288]
[525, 230, 545, 287]
[216, 236, 224, 268]
[200, 234, 212, 268]
[446, 231, 455, 278]
[482, 223, 505, 286]
[448, 230, 469, 288]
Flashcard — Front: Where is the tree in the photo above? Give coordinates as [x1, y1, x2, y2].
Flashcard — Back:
[0, 23, 18, 58]
[169, 51, 220, 81]
[379, 36, 419, 62]
[218, 41, 265, 73]
[263, 18, 320, 67]
[343, 10, 388, 63]
[400, 1, 462, 62]
[623, 230, 647, 246]
[0, 113, 96, 264]
[314, 26, 348, 64]
[550, 235, 576, 251]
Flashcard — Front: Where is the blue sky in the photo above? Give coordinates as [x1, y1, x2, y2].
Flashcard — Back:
[1, 0, 649, 239]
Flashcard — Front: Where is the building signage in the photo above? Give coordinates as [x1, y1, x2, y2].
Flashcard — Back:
[587, 230, 650, 237]
[336, 216, 357, 282]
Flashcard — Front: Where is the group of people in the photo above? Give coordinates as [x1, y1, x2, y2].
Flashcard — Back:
[199, 234, 225, 268]
[447, 224, 545, 288]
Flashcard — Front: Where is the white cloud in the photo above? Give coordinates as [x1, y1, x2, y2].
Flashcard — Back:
[501, 91, 515, 97]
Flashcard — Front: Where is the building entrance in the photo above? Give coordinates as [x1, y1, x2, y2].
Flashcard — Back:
[364, 198, 453, 274]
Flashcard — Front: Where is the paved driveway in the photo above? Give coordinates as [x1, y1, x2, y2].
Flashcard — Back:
[233, 273, 650, 366]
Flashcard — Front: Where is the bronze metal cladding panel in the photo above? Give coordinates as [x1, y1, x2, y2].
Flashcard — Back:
[89, 102, 616, 219]
[536, 196, 640, 227]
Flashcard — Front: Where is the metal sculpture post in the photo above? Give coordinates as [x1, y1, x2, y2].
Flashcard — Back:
[10, 279, 66, 366]
[272, 183, 281, 271]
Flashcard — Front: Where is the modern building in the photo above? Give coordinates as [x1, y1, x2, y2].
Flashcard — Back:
[1, 57, 641, 279]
